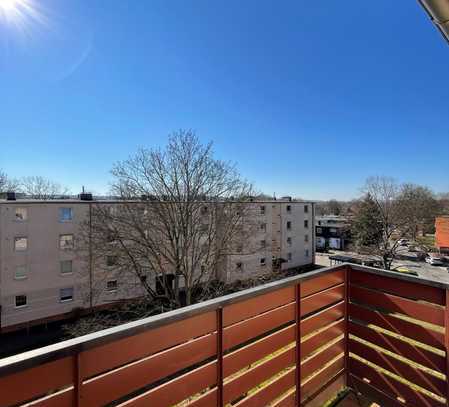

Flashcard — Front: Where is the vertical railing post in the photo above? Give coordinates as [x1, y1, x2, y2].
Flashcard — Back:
[217, 307, 224, 407]
[344, 266, 350, 389]
[295, 283, 301, 406]
[445, 290, 449, 407]
[74, 352, 82, 407]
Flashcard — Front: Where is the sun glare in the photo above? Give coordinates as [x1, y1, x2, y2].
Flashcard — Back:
[0, 0, 22, 13]
[0, 0, 48, 39]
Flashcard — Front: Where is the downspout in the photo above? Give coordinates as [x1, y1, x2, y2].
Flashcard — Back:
[418, 0, 449, 44]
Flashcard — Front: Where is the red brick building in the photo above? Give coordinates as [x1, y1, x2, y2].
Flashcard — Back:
[436, 216, 449, 254]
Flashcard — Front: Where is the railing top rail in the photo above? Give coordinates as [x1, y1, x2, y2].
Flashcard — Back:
[0, 262, 447, 377]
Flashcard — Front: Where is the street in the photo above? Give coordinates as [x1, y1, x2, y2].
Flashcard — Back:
[315, 251, 449, 284]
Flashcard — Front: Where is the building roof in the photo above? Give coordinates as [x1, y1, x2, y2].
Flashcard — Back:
[0, 198, 316, 205]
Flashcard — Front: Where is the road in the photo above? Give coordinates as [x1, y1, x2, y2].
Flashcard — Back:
[315, 251, 449, 284]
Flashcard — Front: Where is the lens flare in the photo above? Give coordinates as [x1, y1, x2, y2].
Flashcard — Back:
[0, 0, 48, 38]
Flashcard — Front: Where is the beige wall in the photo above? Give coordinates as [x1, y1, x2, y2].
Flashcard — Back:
[226, 201, 314, 282]
[0, 199, 314, 330]
[0, 202, 88, 328]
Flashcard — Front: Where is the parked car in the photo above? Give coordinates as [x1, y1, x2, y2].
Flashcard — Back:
[392, 265, 418, 275]
[426, 255, 444, 266]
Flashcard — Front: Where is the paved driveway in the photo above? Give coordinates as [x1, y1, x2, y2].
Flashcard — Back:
[315, 251, 449, 284]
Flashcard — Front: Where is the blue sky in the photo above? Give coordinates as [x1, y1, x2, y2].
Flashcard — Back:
[1, 0, 448, 200]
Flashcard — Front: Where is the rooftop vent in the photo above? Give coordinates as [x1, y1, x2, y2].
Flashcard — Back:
[79, 192, 93, 201]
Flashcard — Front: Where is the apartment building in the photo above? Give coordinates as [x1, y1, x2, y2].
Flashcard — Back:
[0, 196, 315, 332]
[315, 215, 350, 251]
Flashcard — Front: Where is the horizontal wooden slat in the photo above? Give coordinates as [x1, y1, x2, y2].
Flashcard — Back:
[350, 285, 445, 327]
[224, 302, 295, 350]
[270, 388, 296, 407]
[82, 311, 216, 378]
[187, 388, 217, 407]
[224, 324, 295, 377]
[0, 357, 73, 407]
[116, 360, 217, 407]
[82, 332, 217, 406]
[23, 388, 73, 407]
[234, 368, 295, 407]
[301, 338, 345, 380]
[302, 371, 345, 407]
[349, 303, 445, 350]
[350, 270, 445, 306]
[350, 375, 405, 407]
[301, 355, 344, 400]
[223, 286, 295, 327]
[349, 339, 445, 398]
[300, 269, 345, 298]
[224, 348, 295, 404]
[301, 284, 344, 317]
[349, 320, 445, 374]
[301, 319, 345, 360]
[349, 357, 442, 407]
[301, 301, 344, 337]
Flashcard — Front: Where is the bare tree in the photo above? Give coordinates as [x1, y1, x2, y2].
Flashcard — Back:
[397, 184, 441, 238]
[0, 169, 20, 192]
[351, 176, 410, 270]
[79, 131, 254, 308]
[20, 176, 71, 199]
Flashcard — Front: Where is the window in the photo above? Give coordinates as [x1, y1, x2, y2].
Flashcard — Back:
[60, 287, 74, 302]
[286, 205, 291, 212]
[201, 205, 208, 215]
[107, 280, 118, 292]
[106, 256, 118, 267]
[59, 207, 73, 222]
[286, 221, 292, 230]
[305, 234, 309, 243]
[14, 237, 27, 251]
[60, 260, 73, 275]
[304, 220, 309, 228]
[305, 249, 310, 258]
[304, 205, 309, 213]
[260, 258, 266, 266]
[59, 234, 74, 250]
[288, 252, 292, 261]
[316, 227, 323, 234]
[260, 205, 265, 214]
[260, 223, 266, 231]
[15, 208, 27, 221]
[260, 239, 266, 248]
[287, 237, 292, 245]
[15, 295, 27, 308]
[236, 262, 243, 271]
[330, 228, 337, 234]
[15, 265, 27, 280]
[318, 221, 322, 226]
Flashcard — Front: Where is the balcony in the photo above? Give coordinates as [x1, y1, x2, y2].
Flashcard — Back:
[0, 263, 448, 406]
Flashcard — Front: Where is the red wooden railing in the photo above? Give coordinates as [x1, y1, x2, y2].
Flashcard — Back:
[0, 263, 448, 407]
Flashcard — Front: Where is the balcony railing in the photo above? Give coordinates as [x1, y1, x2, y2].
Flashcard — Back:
[0, 263, 448, 406]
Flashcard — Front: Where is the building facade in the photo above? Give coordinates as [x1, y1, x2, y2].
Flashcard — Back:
[315, 215, 350, 251]
[436, 216, 449, 254]
[0, 197, 315, 331]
